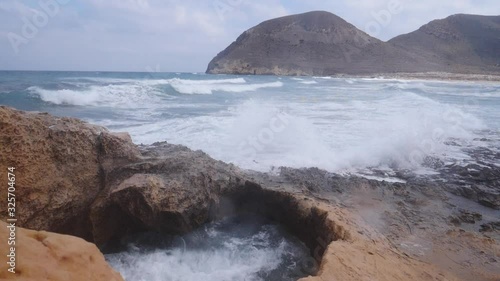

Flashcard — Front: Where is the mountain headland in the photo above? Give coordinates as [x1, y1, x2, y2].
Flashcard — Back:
[206, 11, 500, 77]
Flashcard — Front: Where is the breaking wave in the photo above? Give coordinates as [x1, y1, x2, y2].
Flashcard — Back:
[167, 78, 283, 95]
[123, 93, 486, 173]
[28, 84, 164, 108]
[28, 77, 284, 106]
[9, 73, 498, 177]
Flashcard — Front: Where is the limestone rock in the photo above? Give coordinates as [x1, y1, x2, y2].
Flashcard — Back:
[0, 221, 123, 281]
[0, 106, 140, 240]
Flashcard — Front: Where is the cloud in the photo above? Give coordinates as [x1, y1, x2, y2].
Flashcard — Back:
[0, 1, 36, 17]
[0, 0, 499, 71]
[290, 0, 500, 40]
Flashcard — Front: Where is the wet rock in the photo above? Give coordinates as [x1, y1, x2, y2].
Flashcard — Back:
[480, 222, 500, 233]
[449, 209, 483, 225]
[458, 209, 483, 224]
[449, 216, 462, 226]
[444, 184, 500, 210]
[422, 156, 445, 170]
[437, 161, 500, 210]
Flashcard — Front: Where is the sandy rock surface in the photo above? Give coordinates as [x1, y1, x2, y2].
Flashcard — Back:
[0, 221, 123, 281]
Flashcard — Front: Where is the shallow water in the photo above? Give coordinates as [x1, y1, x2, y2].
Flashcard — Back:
[104, 215, 314, 281]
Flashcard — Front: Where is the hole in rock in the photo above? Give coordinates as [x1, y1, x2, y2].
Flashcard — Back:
[104, 214, 316, 281]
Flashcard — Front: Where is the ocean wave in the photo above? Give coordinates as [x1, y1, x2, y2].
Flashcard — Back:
[167, 78, 283, 95]
[28, 84, 163, 108]
[28, 86, 101, 106]
[22, 75, 495, 176]
[47, 77, 283, 97]
[164, 77, 246, 85]
[60, 76, 246, 85]
[123, 94, 487, 173]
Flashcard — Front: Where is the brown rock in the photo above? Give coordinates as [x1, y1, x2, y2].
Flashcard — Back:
[90, 143, 246, 245]
[0, 220, 123, 281]
[0, 106, 140, 240]
[298, 204, 461, 281]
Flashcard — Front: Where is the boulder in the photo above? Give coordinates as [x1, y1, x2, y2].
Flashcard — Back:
[90, 143, 246, 245]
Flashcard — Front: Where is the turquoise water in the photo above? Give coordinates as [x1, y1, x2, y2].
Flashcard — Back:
[1, 71, 499, 174]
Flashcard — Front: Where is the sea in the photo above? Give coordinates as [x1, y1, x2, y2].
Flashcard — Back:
[1, 70, 499, 280]
[1, 71, 498, 178]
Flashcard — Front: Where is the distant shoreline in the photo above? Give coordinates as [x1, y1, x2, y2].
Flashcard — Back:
[331, 72, 500, 83]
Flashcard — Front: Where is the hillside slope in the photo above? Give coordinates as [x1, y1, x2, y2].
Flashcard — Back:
[389, 14, 500, 73]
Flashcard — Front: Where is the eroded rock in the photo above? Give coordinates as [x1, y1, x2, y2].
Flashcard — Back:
[0, 106, 140, 240]
[0, 221, 123, 281]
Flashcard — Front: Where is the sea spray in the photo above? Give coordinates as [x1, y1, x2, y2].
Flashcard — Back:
[105, 215, 312, 281]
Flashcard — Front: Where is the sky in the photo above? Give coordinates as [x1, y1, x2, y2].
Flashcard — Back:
[1, 0, 499, 72]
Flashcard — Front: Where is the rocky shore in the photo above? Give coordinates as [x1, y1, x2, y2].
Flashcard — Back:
[0, 106, 498, 281]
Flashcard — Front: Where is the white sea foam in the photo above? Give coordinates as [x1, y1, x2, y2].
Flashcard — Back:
[299, 81, 318, 85]
[167, 78, 283, 94]
[106, 216, 310, 281]
[61, 77, 246, 86]
[27, 75, 497, 175]
[108, 243, 284, 281]
[123, 91, 486, 173]
[169, 78, 246, 84]
[28, 86, 102, 106]
[31, 78, 284, 106]
[28, 84, 164, 108]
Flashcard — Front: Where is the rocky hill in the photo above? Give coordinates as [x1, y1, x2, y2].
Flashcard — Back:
[389, 14, 500, 73]
[206, 11, 500, 76]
